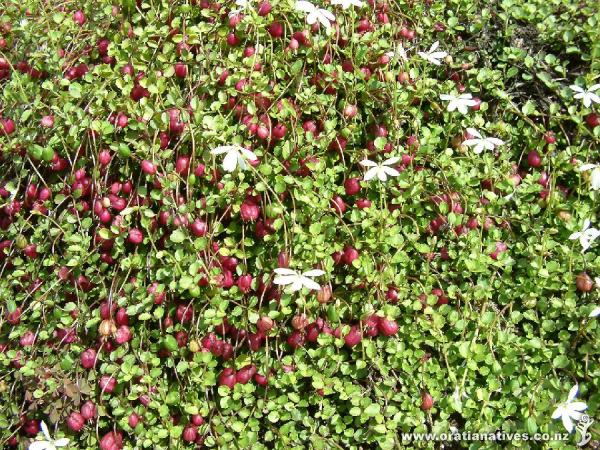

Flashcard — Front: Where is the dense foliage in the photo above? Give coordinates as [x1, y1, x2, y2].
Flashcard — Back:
[0, 0, 599, 448]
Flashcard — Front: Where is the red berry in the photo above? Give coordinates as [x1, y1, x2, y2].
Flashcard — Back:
[99, 431, 123, 450]
[527, 150, 542, 168]
[378, 317, 398, 336]
[344, 326, 362, 347]
[80, 348, 97, 369]
[183, 425, 198, 442]
[99, 375, 117, 393]
[586, 113, 599, 128]
[0, 118, 15, 135]
[343, 247, 359, 265]
[128, 228, 143, 245]
[344, 178, 361, 196]
[190, 219, 207, 237]
[128, 413, 140, 428]
[141, 160, 157, 175]
[73, 10, 86, 26]
[218, 368, 236, 388]
[67, 412, 86, 432]
[421, 392, 434, 410]
[174, 63, 188, 78]
[80, 401, 97, 421]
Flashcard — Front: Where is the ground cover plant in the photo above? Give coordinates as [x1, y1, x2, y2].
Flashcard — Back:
[0, 0, 599, 448]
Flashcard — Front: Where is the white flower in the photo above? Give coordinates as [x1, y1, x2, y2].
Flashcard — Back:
[417, 41, 448, 65]
[29, 421, 70, 450]
[570, 84, 600, 108]
[360, 157, 401, 182]
[577, 163, 600, 190]
[273, 268, 325, 291]
[210, 145, 257, 172]
[385, 43, 409, 63]
[439, 93, 478, 114]
[462, 128, 505, 154]
[228, 0, 251, 17]
[568, 219, 600, 253]
[295, 1, 335, 30]
[551, 384, 588, 433]
[331, 0, 364, 9]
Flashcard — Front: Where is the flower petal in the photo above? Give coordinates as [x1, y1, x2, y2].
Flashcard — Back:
[583, 95, 592, 108]
[567, 384, 579, 403]
[376, 168, 388, 181]
[382, 157, 400, 166]
[319, 9, 335, 21]
[588, 92, 600, 105]
[316, 12, 332, 29]
[40, 422, 51, 441]
[28, 442, 50, 450]
[578, 164, 598, 172]
[211, 145, 236, 155]
[590, 169, 600, 190]
[295, 0, 316, 13]
[360, 159, 377, 167]
[462, 139, 480, 147]
[364, 167, 378, 181]
[240, 148, 258, 161]
[222, 150, 238, 172]
[562, 413, 574, 433]
[551, 406, 564, 419]
[302, 269, 325, 277]
[382, 166, 400, 178]
[486, 138, 504, 146]
[465, 128, 481, 139]
[273, 275, 298, 285]
[54, 438, 70, 447]
[430, 52, 447, 59]
[589, 306, 600, 318]
[568, 401, 588, 412]
[456, 103, 469, 114]
[439, 94, 454, 101]
[568, 232, 581, 240]
[570, 85, 584, 93]
[273, 268, 298, 275]
[289, 279, 304, 291]
[300, 276, 322, 290]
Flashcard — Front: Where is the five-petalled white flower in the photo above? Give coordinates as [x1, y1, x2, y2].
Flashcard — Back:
[577, 163, 600, 190]
[568, 219, 600, 253]
[295, 1, 335, 30]
[417, 41, 448, 65]
[360, 157, 401, 182]
[211, 145, 257, 172]
[273, 268, 325, 291]
[570, 84, 600, 108]
[29, 421, 70, 450]
[331, 0, 364, 9]
[439, 93, 478, 114]
[462, 128, 504, 154]
[551, 384, 588, 433]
